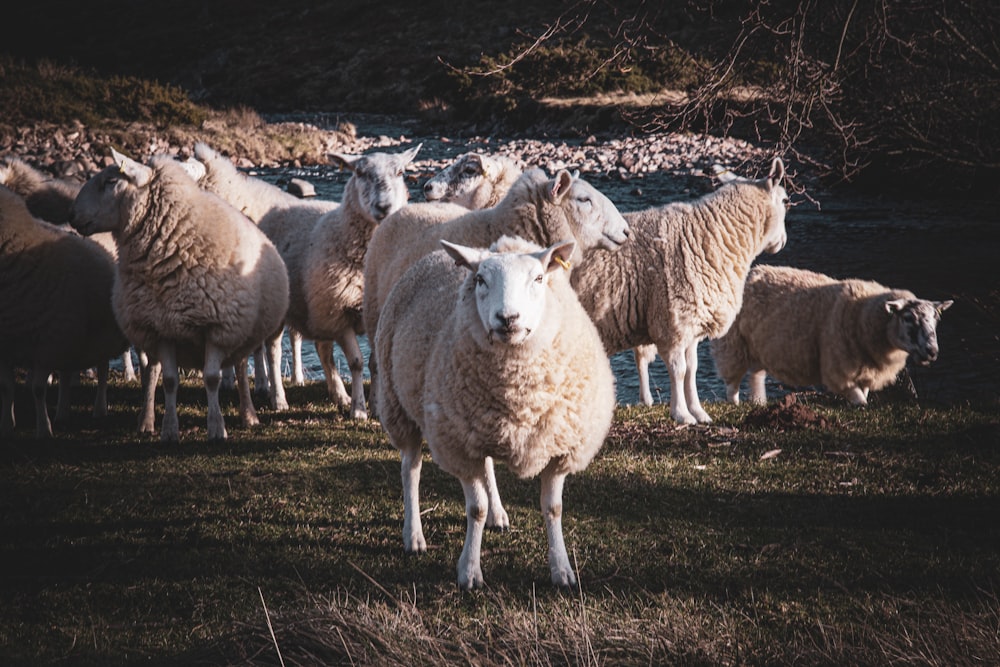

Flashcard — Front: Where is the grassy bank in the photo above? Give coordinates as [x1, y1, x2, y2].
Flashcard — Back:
[1, 379, 998, 665]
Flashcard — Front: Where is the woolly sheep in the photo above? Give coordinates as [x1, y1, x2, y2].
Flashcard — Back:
[279, 145, 419, 419]
[0, 186, 128, 437]
[375, 235, 615, 589]
[712, 264, 954, 405]
[193, 142, 337, 389]
[1, 155, 141, 382]
[571, 158, 790, 424]
[69, 150, 289, 442]
[422, 152, 523, 209]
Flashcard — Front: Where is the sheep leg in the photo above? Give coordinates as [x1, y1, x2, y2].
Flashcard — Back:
[634, 345, 658, 406]
[203, 344, 228, 442]
[336, 330, 368, 421]
[0, 364, 15, 436]
[747, 370, 767, 404]
[844, 386, 868, 406]
[221, 365, 236, 392]
[457, 470, 489, 590]
[266, 331, 288, 411]
[122, 349, 137, 383]
[664, 346, 697, 425]
[92, 361, 109, 418]
[484, 457, 510, 531]
[684, 341, 712, 423]
[235, 356, 259, 428]
[138, 360, 160, 434]
[159, 344, 181, 443]
[30, 365, 53, 438]
[251, 344, 270, 401]
[54, 369, 74, 423]
[316, 340, 352, 409]
[290, 328, 305, 386]
[399, 439, 427, 554]
[541, 468, 576, 588]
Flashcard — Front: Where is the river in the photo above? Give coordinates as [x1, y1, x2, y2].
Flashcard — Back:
[252, 116, 999, 408]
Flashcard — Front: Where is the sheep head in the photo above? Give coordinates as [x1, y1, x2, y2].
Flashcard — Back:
[442, 236, 576, 346]
[70, 149, 152, 236]
[542, 169, 630, 258]
[329, 144, 421, 223]
[885, 297, 954, 365]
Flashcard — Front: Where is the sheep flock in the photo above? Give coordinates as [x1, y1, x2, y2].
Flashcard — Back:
[1, 134, 956, 587]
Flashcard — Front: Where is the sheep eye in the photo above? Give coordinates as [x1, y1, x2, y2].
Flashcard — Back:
[534, 273, 544, 284]
[463, 165, 480, 176]
[782, 197, 791, 209]
[475, 275, 486, 287]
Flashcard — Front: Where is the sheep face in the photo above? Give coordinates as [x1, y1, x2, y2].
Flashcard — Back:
[885, 297, 953, 365]
[549, 171, 630, 252]
[330, 144, 421, 223]
[442, 238, 576, 346]
[423, 152, 491, 205]
[715, 157, 789, 255]
[70, 153, 153, 236]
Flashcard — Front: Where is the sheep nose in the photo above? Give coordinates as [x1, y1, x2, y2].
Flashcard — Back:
[374, 202, 392, 218]
[496, 312, 520, 329]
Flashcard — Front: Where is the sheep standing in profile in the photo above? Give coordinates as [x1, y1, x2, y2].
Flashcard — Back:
[287, 145, 420, 419]
[376, 236, 615, 589]
[422, 152, 522, 209]
[70, 150, 289, 442]
[712, 265, 953, 405]
[571, 158, 789, 424]
[0, 186, 128, 437]
[193, 142, 338, 392]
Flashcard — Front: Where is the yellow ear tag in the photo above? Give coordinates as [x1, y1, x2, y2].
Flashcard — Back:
[553, 256, 572, 271]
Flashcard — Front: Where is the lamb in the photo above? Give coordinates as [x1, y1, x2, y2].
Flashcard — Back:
[571, 157, 790, 424]
[0, 186, 129, 438]
[192, 142, 338, 389]
[69, 149, 289, 442]
[712, 264, 953, 405]
[422, 152, 523, 209]
[375, 235, 616, 589]
[272, 145, 419, 419]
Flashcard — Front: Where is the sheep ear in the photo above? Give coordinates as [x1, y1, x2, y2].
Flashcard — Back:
[712, 164, 738, 183]
[441, 239, 489, 271]
[538, 239, 577, 274]
[935, 299, 954, 314]
[112, 149, 152, 187]
[400, 143, 422, 165]
[470, 153, 492, 178]
[549, 170, 574, 202]
[768, 157, 785, 188]
[884, 299, 907, 315]
[329, 153, 360, 172]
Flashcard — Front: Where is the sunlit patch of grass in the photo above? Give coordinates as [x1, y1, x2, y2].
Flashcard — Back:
[0, 378, 997, 665]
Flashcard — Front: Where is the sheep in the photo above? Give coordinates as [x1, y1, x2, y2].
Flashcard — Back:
[571, 157, 790, 424]
[375, 235, 615, 589]
[192, 142, 338, 391]
[276, 144, 420, 419]
[69, 149, 289, 442]
[1, 155, 141, 382]
[0, 186, 129, 438]
[712, 264, 954, 406]
[422, 152, 523, 209]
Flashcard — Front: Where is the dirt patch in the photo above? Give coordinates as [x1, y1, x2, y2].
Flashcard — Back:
[741, 394, 830, 431]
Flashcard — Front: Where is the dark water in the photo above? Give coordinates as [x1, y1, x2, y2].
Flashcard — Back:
[253, 124, 999, 408]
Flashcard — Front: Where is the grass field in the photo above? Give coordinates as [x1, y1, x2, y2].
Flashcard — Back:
[1, 378, 998, 665]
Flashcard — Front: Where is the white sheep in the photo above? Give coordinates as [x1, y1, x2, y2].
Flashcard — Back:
[375, 235, 615, 589]
[69, 150, 289, 442]
[1, 155, 142, 382]
[571, 157, 790, 424]
[279, 145, 420, 419]
[712, 264, 954, 406]
[0, 186, 129, 437]
[422, 152, 523, 209]
[193, 142, 338, 391]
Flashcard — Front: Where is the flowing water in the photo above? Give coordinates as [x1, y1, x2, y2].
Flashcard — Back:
[253, 119, 999, 408]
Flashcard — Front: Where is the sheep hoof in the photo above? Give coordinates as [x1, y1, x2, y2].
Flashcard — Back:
[404, 535, 427, 555]
[458, 570, 485, 591]
[551, 569, 578, 590]
[350, 409, 368, 421]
